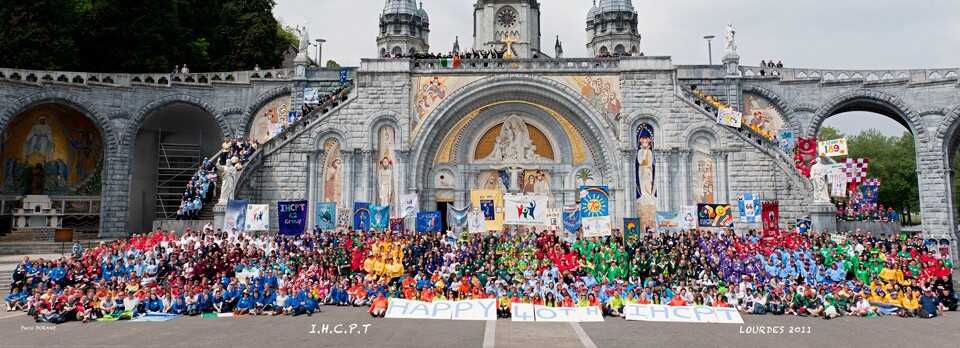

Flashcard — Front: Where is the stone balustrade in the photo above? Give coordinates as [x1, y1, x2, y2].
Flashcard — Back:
[739, 66, 960, 85]
[0, 67, 294, 87]
[360, 56, 674, 74]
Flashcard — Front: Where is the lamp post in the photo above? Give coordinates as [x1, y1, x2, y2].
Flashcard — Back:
[703, 35, 715, 65]
[315, 39, 326, 67]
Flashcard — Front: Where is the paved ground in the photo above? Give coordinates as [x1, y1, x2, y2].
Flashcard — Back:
[0, 306, 958, 348]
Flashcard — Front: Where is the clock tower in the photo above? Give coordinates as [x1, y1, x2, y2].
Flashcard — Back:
[472, 0, 542, 58]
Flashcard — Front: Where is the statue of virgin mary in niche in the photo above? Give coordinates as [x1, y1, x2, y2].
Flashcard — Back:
[636, 124, 656, 202]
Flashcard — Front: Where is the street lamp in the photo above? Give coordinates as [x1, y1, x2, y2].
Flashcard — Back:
[703, 35, 715, 65]
[315, 39, 327, 67]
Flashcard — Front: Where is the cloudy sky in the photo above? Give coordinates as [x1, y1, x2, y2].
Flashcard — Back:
[275, 0, 960, 136]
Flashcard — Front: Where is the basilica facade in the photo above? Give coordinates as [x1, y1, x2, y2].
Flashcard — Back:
[0, 0, 958, 256]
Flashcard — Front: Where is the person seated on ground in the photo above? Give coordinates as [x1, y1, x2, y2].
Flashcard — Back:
[283, 289, 299, 315]
[274, 289, 289, 315]
[257, 286, 277, 315]
[918, 288, 940, 318]
[301, 288, 319, 316]
[876, 290, 902, 316]
[145, 292, 163, 313]
[750, 288, 768, 315]
[369, 293, 389, 318]
[766, 290, 785, 315]
[122, 291, 142, 318]
[234, 291, 254, 315]
[938, 287, 957, 311]
[605, 291, 624, 317]
[4, 286, 28, 311]
[899, 288, 921, 318]
[197, 289, 214, 314]
[850, 293, 875, 317]
[497, 294, 511, 318]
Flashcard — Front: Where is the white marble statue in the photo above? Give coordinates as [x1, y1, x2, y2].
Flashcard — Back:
[724, 23, 737, 53]
[297, 24, 310, 53]
[218, 158, 238, 205]
[809, 158, 831, 203]
[481, 115, 549, 164]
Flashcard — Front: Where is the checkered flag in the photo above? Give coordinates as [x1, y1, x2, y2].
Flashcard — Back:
[843, 158, 869, 183]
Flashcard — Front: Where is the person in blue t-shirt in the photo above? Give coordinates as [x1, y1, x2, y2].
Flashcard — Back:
[257, 287, 277, 315]
[919, 288, 941, 318]
[197, 290, 214, 314]
[171, 296, 186, 315]
[234, 291, 255, 315]
[284, 291, 301, 315]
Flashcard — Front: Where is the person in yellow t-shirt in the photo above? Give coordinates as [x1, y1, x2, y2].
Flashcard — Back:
[899, 288, 921, 317]
[878, 264, 898, 285]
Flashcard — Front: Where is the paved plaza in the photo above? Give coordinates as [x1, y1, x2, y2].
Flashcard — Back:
[1, 306, 957, 348]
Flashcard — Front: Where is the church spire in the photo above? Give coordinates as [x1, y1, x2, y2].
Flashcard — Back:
[555, 35, 563, 58]
[453, 36, 460, 53]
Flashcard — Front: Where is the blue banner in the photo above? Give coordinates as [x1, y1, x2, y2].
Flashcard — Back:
[223, 199, 249, 232]
[623, 218, 641, 241]
[562, 205, 581, 234]
[738, 192, 761, 224]
[278, 200, 307, 236]
[353, 202, 371, 231]
[370, 205, 390, 230]
[315, 202, 337, 231]
[579, 186, 610, 218]
[447, 204, 471, 228]
[416, 211, 442, 233]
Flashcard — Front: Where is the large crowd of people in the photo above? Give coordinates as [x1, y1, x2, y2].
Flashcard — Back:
[3, 225, 956, 324]
[176, 138, 258, 219]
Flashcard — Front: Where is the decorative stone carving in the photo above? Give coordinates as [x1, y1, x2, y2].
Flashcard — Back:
[479, 115, 550, 164]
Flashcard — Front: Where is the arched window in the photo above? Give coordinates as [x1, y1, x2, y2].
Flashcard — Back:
[614, 45, 626, 55]
[391, 46, 403, 56]
[380, 48, 387, 58]
[599, 46, 609, 56]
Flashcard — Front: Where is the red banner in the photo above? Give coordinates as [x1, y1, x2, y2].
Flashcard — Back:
[761, 201, 780, 238]
[794, 138, 818, 177]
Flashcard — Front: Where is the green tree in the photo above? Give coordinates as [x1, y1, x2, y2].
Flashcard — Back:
[817, 126, 843, 141]
[325, 60, 341, 69]
[0, 0, 82, 70]
[0, 0, 296, 73]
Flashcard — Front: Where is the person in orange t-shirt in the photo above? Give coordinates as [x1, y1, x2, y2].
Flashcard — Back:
[668, 295, 688, 307]
[369, 293, 389, 318]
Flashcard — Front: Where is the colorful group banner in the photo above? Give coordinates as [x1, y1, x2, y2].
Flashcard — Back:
[416, 211, 442, 233]
[223, 199, 249, 232]
[680, 205, 697, 230]
[315, 202, 337, 230]
[818, 138, 849, 157]
[467, 210, 486, 234]
[796, 218, 812, 234]
[399, 194, 418, 218]
[447, 204, 471, 229]
[716, 108, 743, 128]
[737, 193, 761, 224]
[777, 129, 796, 154]
[503, 194, 549, 225]
[336, 208, 352, 228]
[389, 218, 405, 233]
[827, 165, 848, 198]
[624, 304, 743, 324]
[655, 211, 682, 233]
[353, 202, 371, 231]
[623, 218, 641, 245]
[277, 200, 307, 236]
[244, 204, 270, 231]
[697, 204, 735, 228]
[761, 201, 780, 237]
[580, 186, 611, 237]
[859, 178, 881, 209]
[370, 205, 390, 230]
[562, 205, 581, 235]
[794, 137, 818, 177]
[470, 190, 503, 232]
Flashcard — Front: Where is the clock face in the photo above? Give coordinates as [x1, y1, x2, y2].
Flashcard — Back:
[497, 7, 518, 28]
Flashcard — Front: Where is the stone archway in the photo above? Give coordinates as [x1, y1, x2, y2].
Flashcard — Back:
[0, 93, 122, 237]
[127, 95, 227, 232]
[409, 75, 625, 218]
